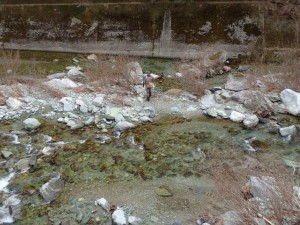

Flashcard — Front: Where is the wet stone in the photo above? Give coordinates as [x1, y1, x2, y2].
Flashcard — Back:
[15, 158, 30, 171]
[1, 150, 13, 159]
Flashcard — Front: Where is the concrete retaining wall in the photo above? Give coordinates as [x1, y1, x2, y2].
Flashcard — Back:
[0, 1, 299, 58]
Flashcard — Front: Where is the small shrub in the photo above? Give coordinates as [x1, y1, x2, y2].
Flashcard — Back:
[175, 57, 207, 97]
[84, 54, 139, 90]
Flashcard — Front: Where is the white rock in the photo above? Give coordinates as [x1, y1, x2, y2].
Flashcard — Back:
[243, 114, 259, 128]
[114, 121, 135, 132]
[230, 111, 245, 122]
[293, 186, 300, 200]
[279, 125, 297, 137]
[47, 72, 66, 80]
[42, 146, 56, 156]
[87, 54, 98, 61]
[23, 118, 41, 130]
[45, 78, 78, 88]
[95, 198, 110, 211]
[280, 89, 300, 116]
[60, 97, 75, 112]
[92, 95, 104, 107]
[175, 72, 182, 77]
[112, 207, 128, 225]
[6, 97, 23, 110]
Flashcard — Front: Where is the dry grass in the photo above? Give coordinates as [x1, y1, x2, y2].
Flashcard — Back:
[175, 57, 207, 97]
[1, 77, 65, 99]
[211, 160, 300, 225]
[84, 54, 139, 90]
[0, 50, 21, 77]
[240, 49, 300, 93]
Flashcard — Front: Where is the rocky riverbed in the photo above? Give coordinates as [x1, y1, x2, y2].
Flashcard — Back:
[0, 54, 300, 225]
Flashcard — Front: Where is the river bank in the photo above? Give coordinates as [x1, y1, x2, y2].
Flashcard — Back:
[0, 51, 300, 225]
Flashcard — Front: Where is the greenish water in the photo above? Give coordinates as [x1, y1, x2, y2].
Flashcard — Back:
[0, 113, 299, 223]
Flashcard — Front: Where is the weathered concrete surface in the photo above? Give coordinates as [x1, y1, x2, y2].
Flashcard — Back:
[0, 1, 299, 58]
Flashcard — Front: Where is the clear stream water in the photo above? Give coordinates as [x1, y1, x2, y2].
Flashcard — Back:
[0, 113, 299, 224]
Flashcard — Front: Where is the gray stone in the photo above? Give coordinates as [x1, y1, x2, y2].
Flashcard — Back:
[243, 114, 259, 128]
[16, 158, 30, 171]
[92, 95, 105, 107]
[23, 118, 41, 130]
[248, 176, 278, 200]
[1, 150, 13, 159]
[39, 175, 65, 202]
[279, 125, 297, 137]
[87, 54, 98, 61]
[105, 107, 122, 119]
[206, 107, 218, 117]
[140, 116, 152, 123]
[199, 94, 218, 110]
[237, 65, 250, 72]
[170, 106, 180, 114]
[266, 93, 281, 102]
[142, 106, 156, 118]
[232, 90, 274, 116]
[115, 113, 125, 123]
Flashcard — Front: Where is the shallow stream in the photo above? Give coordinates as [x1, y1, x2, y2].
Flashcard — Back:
[0, 113, 299, 224]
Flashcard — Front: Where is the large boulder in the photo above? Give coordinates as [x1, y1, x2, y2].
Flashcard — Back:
[280, 89, 300, 116]
[231, 90, 274, 117]
[123, 62, 143, 85]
